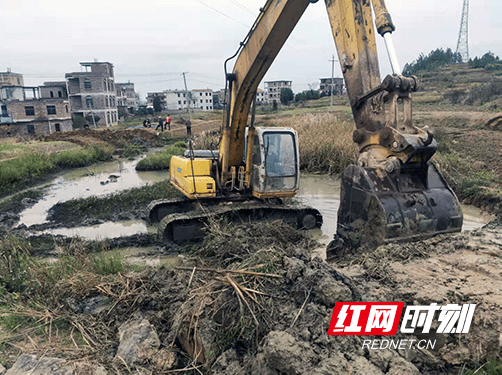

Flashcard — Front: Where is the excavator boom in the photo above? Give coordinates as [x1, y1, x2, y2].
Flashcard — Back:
[219, 0, 312, 185]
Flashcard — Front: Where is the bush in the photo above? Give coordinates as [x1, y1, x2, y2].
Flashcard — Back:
[0, 152, 53, 187]
[135, 145, 185, 171]
[52, 145, 113, 168]
[465, 80, 502, 104]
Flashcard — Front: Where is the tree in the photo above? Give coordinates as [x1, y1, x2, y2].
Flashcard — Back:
[295, 93, 305, 102]
[153, 97, 162, 113]
[72, 114, 85, 129]
[85, 114, 101, 126]
[468, 52, 501, 69]
[402, 48, 462, 76]
[280, 88, 294, 105]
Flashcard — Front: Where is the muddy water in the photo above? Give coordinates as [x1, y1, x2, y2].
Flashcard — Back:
[19, 157, 492, 241]
[17, 157, 167, 228]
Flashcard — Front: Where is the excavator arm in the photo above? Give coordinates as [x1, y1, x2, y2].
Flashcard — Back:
[220, 0, 422, 184]
[220, 0, 462, 251]
[163, 0, 462, 248]
[219, 0, 314, 185]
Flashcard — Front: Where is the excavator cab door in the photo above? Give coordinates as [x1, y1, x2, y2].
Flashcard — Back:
[248, 127, 300, 199]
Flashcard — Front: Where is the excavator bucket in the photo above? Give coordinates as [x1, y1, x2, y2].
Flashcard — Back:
[328, 162, 463, 258]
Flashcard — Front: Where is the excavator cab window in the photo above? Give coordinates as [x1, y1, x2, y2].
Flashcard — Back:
[252, 135, 261, 165]
[262, 132, 297, 192]
[264, 132, 296, 177]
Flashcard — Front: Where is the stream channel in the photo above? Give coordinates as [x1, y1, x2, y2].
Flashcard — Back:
[12, 155, 493, 263]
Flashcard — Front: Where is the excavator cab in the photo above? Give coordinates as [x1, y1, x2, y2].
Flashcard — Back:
[247, 128, 300, 199]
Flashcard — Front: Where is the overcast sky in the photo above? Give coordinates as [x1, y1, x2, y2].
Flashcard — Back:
[2, 0, 501, 99]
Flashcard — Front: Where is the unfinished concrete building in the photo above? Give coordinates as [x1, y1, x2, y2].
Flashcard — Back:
[319, 77, 344, 96]
[0, 83, 71, 137]
[146, 92, 167, 110]
[0, 68, 24, 87]
[66, 61, 118, 127]
[116, 82, 137, 116]
[265, 80, 292, 105]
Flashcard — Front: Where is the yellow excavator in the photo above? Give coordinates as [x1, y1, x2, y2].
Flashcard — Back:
[148, 0, 463, 253]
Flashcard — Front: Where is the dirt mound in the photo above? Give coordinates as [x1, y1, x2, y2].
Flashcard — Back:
[42, 128, 165, 149]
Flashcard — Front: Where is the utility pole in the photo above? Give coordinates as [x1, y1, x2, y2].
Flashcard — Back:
[329, 54, 338, 112]
[182, 72, 192, 123]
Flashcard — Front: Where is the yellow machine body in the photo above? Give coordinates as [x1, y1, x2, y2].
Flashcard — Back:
[170, 156, 216, 199]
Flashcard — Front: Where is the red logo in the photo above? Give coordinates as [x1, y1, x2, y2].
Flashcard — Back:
[328, 302, 404, 335]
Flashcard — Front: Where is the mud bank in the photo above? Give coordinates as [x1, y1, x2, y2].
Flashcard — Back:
[1, 221, 500, 374]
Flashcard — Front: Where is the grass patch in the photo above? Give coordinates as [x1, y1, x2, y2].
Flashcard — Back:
[0, 145, 114, 196]
[0, 140, 75, 161]
[48, 180, 179, 225]
[434, 151, 501, 213]
[462, 360, 502, 375]
[91, 250, 125, 275]
[0, 189, 44, 214]
[135, 144, 186, 171]
[52, 144, 113, 168]
[0, 152, 53, 188]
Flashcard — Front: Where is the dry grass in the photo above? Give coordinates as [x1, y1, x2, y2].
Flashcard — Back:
[273, 113, 358, 174]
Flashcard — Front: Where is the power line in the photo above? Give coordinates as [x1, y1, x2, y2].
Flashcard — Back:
[193, 0, 250, 28]
[228, 0, 255, 16]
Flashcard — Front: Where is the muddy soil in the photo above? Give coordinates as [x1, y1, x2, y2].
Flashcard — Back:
[3, 221, 500, 374]
[41, 120, 221, 150]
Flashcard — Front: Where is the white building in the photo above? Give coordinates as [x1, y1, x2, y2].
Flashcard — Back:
[164, 89, 213, 111]
[191, 89, 213, 111]
[256, 88, 267, 104]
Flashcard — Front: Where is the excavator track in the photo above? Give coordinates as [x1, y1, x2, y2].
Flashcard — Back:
[149, 199, 322, 243]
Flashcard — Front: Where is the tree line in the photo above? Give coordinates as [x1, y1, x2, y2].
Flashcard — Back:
[403, 48, 502, 75]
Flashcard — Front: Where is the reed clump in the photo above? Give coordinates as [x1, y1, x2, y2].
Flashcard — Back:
[274, 113, 358, 174]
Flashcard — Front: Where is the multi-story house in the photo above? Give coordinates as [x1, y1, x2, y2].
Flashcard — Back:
[146, 92, 167, 110]
[211, 90, 225, 109]
[65, 61, 118, 127]
[264, 80, 292, 105]
[164, 89, 213, 111]
[0, 81, 71, 137]
[256, 88, 267, 104]
[0, 68, 24, 87]
[116, 82, 137, 115]
[191, 89, 213, 111]
[319, 77, 344, 96]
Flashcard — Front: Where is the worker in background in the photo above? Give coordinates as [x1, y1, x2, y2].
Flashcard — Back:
[156, 117, 164, 132]
[165, 115, 172, 131]
[186, 119, 192, 136]
[143, 118, 151, 128]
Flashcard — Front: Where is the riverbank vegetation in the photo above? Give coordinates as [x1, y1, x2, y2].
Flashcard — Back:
[0, 144, 113, 196]
[47, 179, 179, 226]
[135, 141, 186, 171]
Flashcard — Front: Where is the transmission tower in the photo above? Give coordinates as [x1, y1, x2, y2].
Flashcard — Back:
[455, 0, 469, 62]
